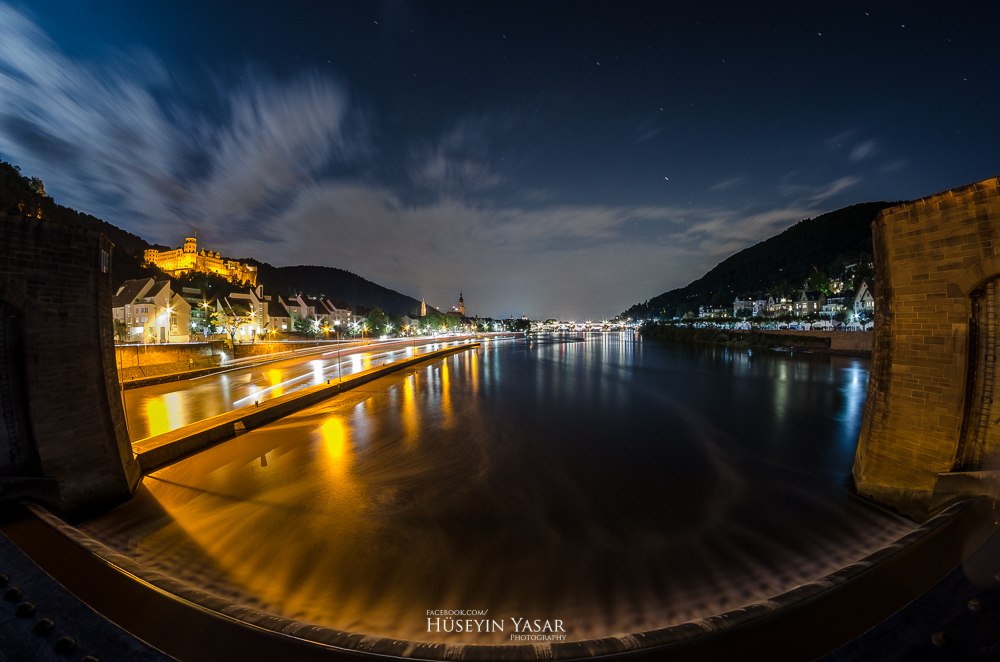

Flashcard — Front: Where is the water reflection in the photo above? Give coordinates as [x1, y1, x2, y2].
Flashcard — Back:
[143, 391, 184, 438]
[87, 334, 913, 645]
[402, 374, 418, 443]
[122, 339, 477, 441]
[439, 359, 452, 427]
[320, 416, 351, 477]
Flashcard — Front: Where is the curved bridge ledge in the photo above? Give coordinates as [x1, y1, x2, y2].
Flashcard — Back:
[1, 497, 996, 662]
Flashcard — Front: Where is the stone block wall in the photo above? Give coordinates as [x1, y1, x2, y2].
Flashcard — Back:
[828, 331, 874, 353]
[110, 340, 367, 381]
[0, 211, 139, 519]
[759, 329, 874, 353]
[115, 343, 219, 370]
[854, 177, 1000, 518]
[115, 342, 221, 381]
[229, 339, 342, 360]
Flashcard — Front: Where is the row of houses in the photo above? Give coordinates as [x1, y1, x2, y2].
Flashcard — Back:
[111, 279, 189, 343]
[111, 278, 408, 343]
[703, 280, 875, 320]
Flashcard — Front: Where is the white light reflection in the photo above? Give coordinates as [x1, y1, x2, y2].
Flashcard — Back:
[232, 372, 314, 407]
[838, 362, 868, 443]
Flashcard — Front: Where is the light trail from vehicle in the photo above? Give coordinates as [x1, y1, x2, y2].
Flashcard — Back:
[122, 335, 520, 441]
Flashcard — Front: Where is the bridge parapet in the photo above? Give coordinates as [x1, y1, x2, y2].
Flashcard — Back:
[855, 176, 1000, 518]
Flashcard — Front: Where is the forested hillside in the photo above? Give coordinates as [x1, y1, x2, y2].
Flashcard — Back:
[246, 262, 424, 316]
[622, 201, 895, 319]
[0, 160, 166, 284]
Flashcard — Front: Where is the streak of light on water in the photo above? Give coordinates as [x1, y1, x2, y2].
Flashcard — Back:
[88, 333, 914, 644]
[123, 337, 503, 441]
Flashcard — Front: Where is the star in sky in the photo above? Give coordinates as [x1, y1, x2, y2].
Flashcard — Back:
[0, 1, 997, 320]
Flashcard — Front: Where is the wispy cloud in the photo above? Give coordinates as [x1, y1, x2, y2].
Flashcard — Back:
[683, 207, 817, 246]
[205, 177, 834, 318]
[710, 176, 746, 191]
[635, 111, 667, 143]
[0, 3, 358, 245]
[849, 139, 878, 162]
[825, 130, 879, 163]
[408, 116, 510, 194]
[0, 3, 871, 320]
[212, 183, 703, 318]
[807, 176, 859, 203]
[777, 175, 859, 204]
[825, 130, 857, 151]
[879, 159, 907, 174]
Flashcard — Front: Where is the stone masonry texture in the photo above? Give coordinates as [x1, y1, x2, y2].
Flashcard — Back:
[854, 176, 1000, 518]
[0, 211, 139, 520]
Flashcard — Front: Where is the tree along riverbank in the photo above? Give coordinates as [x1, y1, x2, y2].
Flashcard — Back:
[641, 323, 872, 355]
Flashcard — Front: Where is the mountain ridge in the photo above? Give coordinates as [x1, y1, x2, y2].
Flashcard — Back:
[622, 201, 896, 319]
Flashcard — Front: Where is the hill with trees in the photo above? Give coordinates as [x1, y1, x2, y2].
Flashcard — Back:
[0, 160, 167, 285]
[621, 201, 895, 320]
[1, 160, 424, 315]
[243, 261, 423, 316]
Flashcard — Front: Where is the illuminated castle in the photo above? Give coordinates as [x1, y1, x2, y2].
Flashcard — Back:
[143, 237, 257, 286]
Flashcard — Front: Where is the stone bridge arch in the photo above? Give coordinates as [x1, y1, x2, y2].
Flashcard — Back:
[0, 291, 40, 477]
[854, 176, 1000, 519]
[952, 259, 1000, 473]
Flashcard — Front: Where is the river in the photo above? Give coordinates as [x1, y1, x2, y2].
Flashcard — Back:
[83, 332, 914, 644]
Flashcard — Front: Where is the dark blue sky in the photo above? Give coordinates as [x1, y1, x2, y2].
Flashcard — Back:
[2, 1, 998, 319]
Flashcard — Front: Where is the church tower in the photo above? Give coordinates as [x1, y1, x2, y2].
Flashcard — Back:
[457, 292, 465, 316]
[421, 298, 427, 317]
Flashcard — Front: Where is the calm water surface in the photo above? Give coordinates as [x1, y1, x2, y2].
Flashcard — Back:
[85, 333, 914, 644]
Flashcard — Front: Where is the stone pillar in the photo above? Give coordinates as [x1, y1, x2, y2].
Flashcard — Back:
[854, 177, 1000, 518]
[0, 212, 140, 520]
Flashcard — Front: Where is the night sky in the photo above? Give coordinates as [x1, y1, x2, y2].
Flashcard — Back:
[2, 2, 999, 320]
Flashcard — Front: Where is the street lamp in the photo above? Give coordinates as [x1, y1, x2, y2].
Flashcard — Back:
[201, 301, 212, 339]
[156, 305, 173, 343]
[334, 320, 342, 382]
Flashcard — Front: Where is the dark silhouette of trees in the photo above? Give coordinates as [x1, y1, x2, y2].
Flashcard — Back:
[622, 201, 894, 320]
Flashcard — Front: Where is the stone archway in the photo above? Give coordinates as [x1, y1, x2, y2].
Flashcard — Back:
[956, 278, 1000, 471]
[0, 298, 40, 476]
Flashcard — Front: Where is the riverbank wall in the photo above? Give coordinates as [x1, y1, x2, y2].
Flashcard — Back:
[642, 324, 873, 355]
[113, 340, 365, 383]
[132, 343, 480, 474]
